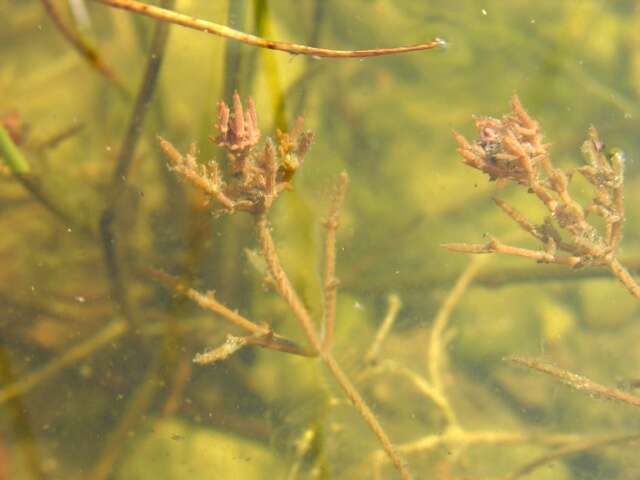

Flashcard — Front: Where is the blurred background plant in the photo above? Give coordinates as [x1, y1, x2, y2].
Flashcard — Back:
[2, 1, 640, 479]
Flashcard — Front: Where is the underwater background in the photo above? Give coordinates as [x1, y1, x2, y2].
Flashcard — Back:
[2, 1, 640, 478]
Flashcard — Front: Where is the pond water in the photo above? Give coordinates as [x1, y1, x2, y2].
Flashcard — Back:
[2, 1, 640, 479]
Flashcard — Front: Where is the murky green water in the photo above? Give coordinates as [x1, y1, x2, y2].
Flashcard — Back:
[2, 1, 640, 479]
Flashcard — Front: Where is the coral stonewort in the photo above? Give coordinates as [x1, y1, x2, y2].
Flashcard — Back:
[445, 96, 639, 299]
[156, 93, 412, 479]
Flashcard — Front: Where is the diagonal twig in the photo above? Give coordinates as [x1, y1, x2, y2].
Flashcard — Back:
[90, 0, 444, 58]
[506, 355, 640, 409]
[147, 268, 315, 359]
[322, 172, 348, 351]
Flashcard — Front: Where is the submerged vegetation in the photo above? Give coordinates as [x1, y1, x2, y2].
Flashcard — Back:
[447, 96, 639, 298]
[2, 1, 640, 479]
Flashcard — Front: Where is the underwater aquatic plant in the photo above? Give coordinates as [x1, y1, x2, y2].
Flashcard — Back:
[91, 0, 443, 58]
[445, 95, 639, 299]
[155, 93, 412, 479]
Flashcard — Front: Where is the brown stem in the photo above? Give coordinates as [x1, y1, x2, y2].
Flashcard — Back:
[40, 0, 128, 94]
[443, 239, 582, 267]
[90, 0, 443, 58]
[15, 173, 94, 237]
[323, 354, 412, 480]
[147, 268, 314, 358]
[429, 257, 486, 395]
[255, 214, 322, 349]
[607, 257, 640, 299]
[507, 355, 640, 408]
[100, 1, 173, 324]
[254, 213, 412, 479]
[322, 172, 348, 350]
[505, 433, 640, 480]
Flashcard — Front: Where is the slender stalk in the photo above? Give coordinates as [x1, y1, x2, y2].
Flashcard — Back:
[254, 213, 412, 480]
[607, 257, 640, 299]
[507, 355, 640, 408]
[322, 172, 348, 351]
[443, 238, 582, 267]
[90, 0, 443, 58]
[88, 347, 164, 480]
[15, 173, 94, 236]
[364, 294, 401, 364]
[323, 354, 411, 480]
[147, 268, 315, 358]
[428, 256, 486, 393]
[255, 214, 321, 349]
[40, 0, 128, 95]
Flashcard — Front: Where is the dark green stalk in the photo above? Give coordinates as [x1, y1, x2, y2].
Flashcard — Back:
[99, 0, 175, 324]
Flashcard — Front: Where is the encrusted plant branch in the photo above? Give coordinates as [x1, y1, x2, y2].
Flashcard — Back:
[444, 96, 640, 299]
[90, 0, 443, 58]
[504, 432, 640, 480]
[507, 355, 640, 409]
[157, 93, 411, 479]
[147, 268, 314, 360]
[322, 172, 348, 351]
[254, 214, 322, 349]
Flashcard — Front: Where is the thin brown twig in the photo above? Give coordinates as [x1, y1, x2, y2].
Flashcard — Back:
[100, 1, 173, 324]
[158, 94, 411, 479]
[28, 123, 85, 151]
[254, 214, 411, 479]
[322, 172, 348, 351]
[444, 237, 582, 267]
[40, 0, 128, 95]
[445, 96, 640, 299]
[90, 0, 443, 58]
[323, 354, 412, 479]
[14, 173, 95, 236]
[506, 355, 640, 408]
[255, 214, 323, 349]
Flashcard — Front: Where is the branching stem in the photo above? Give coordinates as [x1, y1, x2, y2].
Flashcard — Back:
[322, 172, 348, 351]
[254, 213, 412, 480]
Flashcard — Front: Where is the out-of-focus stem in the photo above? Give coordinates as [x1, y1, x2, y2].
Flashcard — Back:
[40, 0, 128, 95]
[607, 258, 640, 299]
